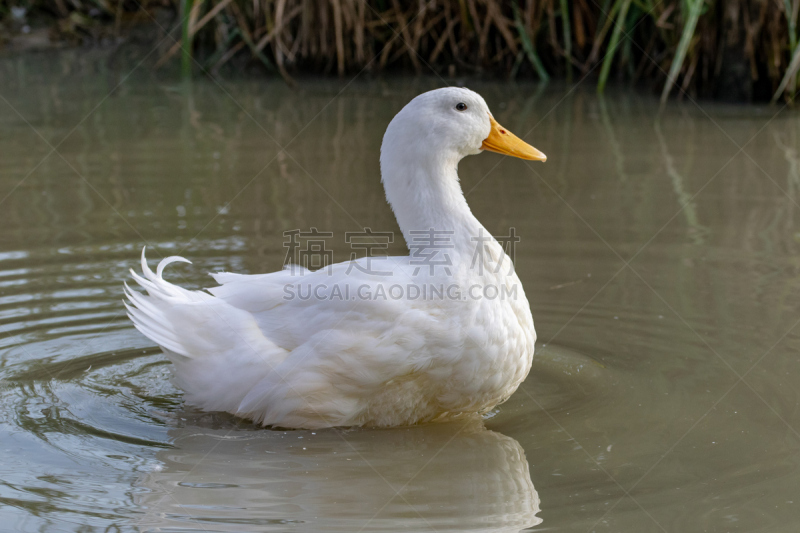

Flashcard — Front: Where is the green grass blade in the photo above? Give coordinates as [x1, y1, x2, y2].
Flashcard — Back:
[783, 0, 798, 95]
[181, 0, 193, 78]
[772, 43, 800, 102]
[784, 0, 797, 51]
[597, 0, 632, 93]
[660, 0, 703, 103]
[559, 0, 572, 82]
[512, 0, 550, 82]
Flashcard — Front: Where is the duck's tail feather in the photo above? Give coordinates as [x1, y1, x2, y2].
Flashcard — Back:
[124, 247, 289, 415]
[123, 247, 210, 357]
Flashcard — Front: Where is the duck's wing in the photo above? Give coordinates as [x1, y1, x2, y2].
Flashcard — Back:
[206, 255, 435, 351]
[125, 250, 458, 427]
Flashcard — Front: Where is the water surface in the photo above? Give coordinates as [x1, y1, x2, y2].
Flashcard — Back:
[1, 51, 800, 532]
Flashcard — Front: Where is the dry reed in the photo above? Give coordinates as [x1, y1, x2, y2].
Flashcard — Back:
[3, 0, 800, 102]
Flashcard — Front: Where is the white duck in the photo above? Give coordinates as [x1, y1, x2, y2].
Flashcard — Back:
[125, 87, 546, 429]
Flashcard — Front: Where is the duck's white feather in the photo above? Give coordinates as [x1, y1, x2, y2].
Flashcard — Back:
[125, 87, 538, 429]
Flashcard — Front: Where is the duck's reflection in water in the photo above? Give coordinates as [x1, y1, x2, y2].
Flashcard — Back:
[136, 417, 541, 532]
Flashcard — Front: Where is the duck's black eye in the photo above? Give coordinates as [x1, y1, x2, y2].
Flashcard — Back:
[455, 102, 468, 111]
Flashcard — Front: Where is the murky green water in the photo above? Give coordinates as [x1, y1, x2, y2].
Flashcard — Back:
[2, 50, 800, 532]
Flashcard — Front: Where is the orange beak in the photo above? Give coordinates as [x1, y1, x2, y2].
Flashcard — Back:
[481, 116, 546, 162]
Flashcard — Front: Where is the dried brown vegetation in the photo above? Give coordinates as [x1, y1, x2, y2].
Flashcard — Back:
[3, 0, 800, 102]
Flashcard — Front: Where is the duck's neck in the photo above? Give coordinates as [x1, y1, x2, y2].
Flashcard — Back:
[381, 151, 485, 256]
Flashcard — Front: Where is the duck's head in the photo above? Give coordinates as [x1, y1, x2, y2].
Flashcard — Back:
[381, 87, 546, 167]
[380, 88, 546, 240]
